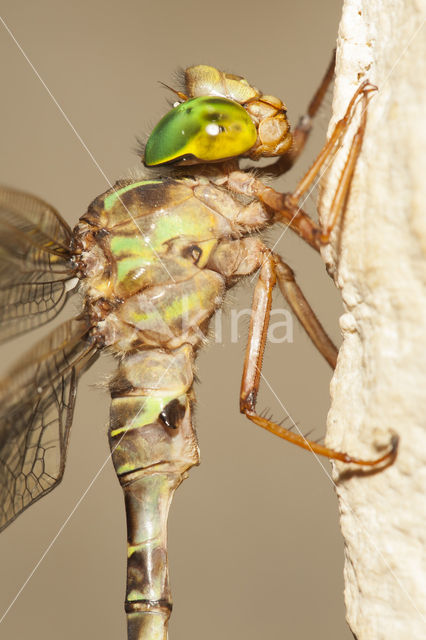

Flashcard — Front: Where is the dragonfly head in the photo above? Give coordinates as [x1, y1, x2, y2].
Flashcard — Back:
[143, 65, 292, 168]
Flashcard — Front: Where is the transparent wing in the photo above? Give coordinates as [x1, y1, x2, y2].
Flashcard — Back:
[0, 317, 98, 532]
[0, 187, 77, 342]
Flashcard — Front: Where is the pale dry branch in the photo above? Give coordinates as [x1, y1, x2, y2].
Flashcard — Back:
[319, 1, 426, 639]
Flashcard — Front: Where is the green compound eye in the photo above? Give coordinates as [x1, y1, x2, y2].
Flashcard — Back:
[144, 96, 257, 167]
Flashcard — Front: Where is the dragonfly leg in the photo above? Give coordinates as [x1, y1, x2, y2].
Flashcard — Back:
[287, 81, 375, 208]
[208, 237, 336, 369]
[257, 50, 336, 178]
[318, 86, 371, 243]
[239, 248, 398, 466]
[229, 80, 376, 252]
[284, 80, 376, 245]
[227, 170, 322, 252]
[273, 254, 337, 369]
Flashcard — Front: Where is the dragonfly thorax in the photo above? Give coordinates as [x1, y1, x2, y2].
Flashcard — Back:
[73, 175, 269, 353]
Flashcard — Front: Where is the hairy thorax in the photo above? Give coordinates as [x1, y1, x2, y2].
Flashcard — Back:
[72, 175, 266, 354]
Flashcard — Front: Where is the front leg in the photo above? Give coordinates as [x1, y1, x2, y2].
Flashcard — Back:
[228, 170, 322, 251]
[229, 81, 376, 251]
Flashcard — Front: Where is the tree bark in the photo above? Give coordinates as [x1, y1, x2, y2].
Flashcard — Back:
[319, 1, 426, 639]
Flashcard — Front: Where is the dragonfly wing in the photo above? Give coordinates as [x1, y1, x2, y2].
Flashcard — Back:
[0, 278, 76, 343]
[0, 317, 98, 532]
[0, 187, 77, 342]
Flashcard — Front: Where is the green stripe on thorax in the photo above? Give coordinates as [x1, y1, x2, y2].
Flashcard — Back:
[103, 179, 162, 212]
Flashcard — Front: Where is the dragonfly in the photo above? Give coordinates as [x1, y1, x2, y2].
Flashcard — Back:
[0, 59, 398, 640]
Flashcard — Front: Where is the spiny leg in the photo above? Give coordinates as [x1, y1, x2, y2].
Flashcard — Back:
[229, 81, 376, 251]
[258, 50, 336, 178]
[240, 248, 398, 466]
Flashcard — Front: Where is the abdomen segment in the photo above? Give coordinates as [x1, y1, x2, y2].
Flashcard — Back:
[109, 345, 199, 640]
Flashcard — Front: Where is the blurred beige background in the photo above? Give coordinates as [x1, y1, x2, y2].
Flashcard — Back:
[0, 1, 352, 639]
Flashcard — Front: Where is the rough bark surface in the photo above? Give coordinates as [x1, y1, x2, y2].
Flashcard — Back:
[319, 1, 426, 639]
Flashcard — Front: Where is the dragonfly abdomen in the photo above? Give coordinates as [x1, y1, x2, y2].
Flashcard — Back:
[109, 345, 199, 640]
